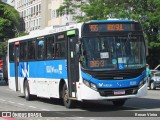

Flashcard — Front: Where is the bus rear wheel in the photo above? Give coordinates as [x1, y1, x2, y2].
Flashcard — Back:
[112, 99, 126, 106]
[24, 80, 33, 101]
[62, 83, 75, 108]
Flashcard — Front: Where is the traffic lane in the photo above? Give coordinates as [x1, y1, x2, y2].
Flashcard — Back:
[1, 81, 160, 119]
[5, 96, 140, 111]
[0, 81, 71, 111]
[74, 98, 160, 111]
[1, 94, 160, 118]
[124, 89, 160, 110]
[0, 81, 138, 112]
[125, 98, 160, 110]
[0, 89, 159, 112]
[1, 80, 160, 112]
[0, 89, 160, 118]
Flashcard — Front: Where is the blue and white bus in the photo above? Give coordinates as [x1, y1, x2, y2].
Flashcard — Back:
[8, 19, 147, 108]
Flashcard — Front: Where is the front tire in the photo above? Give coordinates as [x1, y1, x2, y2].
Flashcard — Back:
[24, 80, 33, 100]
[62, 83, 75, 108]
[112, 99, 126, 106]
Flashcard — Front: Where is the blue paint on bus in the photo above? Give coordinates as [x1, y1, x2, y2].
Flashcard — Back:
[10, 60, 68, 79]
[81, 71, 145, 89]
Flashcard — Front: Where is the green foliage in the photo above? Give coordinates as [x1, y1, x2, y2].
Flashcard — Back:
[18, 31, 29, 37]
[57, 0, 160, 48]
[57, 0, 76, 16]
[0, 2, 20, 57]
[0, 41, 7, 56]
[0, 2, 20, 39]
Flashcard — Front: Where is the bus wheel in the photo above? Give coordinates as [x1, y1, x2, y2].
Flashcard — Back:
[112, 99, 126, 106]
[62, 84, 74, 108]
[24, 80, 32, 101]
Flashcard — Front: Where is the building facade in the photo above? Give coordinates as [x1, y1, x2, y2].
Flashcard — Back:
[48, 0, 75, 27]
[12, 0, 78, 32]
[41, 0, 77, 29]
[2, 0, 14, 6]
[12, 0, 42, 32]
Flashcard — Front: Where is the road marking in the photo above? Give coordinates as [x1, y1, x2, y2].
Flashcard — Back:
[0, 99, 6, 102]
[29, 106, 37, 109]
[41, 109, 50, 111]
[8, 101, 15, 104]
[17, 103, 25, 106]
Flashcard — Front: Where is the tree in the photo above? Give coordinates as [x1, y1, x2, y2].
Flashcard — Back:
[0, 1, 20, 57]
[58, 0, 160, 43]
[0, 2, 20, 40]
[58, 0, 160, 67]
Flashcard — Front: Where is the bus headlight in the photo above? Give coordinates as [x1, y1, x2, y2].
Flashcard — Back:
[83, 79, 90, 87]
[138, 77, 147, 89]
[90, 83, 97, 91]
[83, 79, 97, 91]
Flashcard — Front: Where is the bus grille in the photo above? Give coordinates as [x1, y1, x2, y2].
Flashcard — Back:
[98, 87, 138, 97]
[83, 67, 145, 80]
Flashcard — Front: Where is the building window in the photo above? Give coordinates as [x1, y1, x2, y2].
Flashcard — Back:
[51, 10, 56, 18]
[36, 5, 38, 15]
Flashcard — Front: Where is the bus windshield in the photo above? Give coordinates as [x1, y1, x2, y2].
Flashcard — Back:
[80, 36, 146, 70]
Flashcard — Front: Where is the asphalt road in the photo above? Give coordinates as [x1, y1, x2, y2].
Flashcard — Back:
[0, 80, 160, 120]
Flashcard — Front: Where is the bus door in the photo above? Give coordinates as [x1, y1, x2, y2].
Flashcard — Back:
[67, 30, 79, 98]
[14, 42, 20, 91]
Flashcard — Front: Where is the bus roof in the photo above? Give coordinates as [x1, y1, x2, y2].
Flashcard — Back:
[8, 19, 138, 43]
[8, 23, 82, 43]
[89, 19, 135, 23]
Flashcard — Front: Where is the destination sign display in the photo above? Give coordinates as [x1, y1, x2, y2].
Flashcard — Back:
[83, 23, 141, 32]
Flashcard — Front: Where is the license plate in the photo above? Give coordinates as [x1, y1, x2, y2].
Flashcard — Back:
[114, 90, 125, 95]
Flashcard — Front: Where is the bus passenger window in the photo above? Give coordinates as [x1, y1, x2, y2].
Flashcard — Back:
[28, 40, 36, 60]
[46, 37, 54, 59]
[9, 44, 14, 62]
[20, 42, 27, 61]
[55, 42, 65, 58]
[37, 40, 45, 59]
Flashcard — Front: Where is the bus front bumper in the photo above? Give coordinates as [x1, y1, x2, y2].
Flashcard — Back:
[78, 83, 147, 101]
